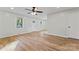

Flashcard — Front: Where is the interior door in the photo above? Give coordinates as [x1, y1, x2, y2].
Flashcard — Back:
[67, 12, 79, 39]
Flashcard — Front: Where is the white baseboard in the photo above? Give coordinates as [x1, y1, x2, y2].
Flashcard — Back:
[0, 31, 33, 38]
[45, 32, 79, 39]
[45, 32, 68, 38]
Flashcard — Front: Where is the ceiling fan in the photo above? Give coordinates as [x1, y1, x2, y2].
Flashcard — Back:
[25, 7, 43, 15]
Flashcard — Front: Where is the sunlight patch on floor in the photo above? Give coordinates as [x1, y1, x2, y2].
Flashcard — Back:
[0, 40, 19, 51]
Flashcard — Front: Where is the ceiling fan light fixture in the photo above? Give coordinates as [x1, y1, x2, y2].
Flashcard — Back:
[25, 7, 43, 15]
[35, 8, 38, 11]
[31, 12, 37, 15]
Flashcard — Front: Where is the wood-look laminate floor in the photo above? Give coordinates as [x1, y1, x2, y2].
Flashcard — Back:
[0, 31, 79, 51]
[0, 36, 16, 49]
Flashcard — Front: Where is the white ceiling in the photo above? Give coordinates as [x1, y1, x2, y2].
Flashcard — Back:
[36, 7, 74, 14]
[0, 7, 76, 17]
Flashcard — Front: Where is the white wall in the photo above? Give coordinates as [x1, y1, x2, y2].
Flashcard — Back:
[47, 8, 79, 39]
[0, 11, 47, 38]
[66, 8, 79, 39]
[47, 12, 67, 37]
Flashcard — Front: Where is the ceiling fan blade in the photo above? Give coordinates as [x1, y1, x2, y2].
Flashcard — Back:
[25, 8, 32, 11]
[36, 11, 43, 13]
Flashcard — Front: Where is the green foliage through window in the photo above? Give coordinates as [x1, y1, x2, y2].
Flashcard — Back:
[17, 17, 23, 28]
